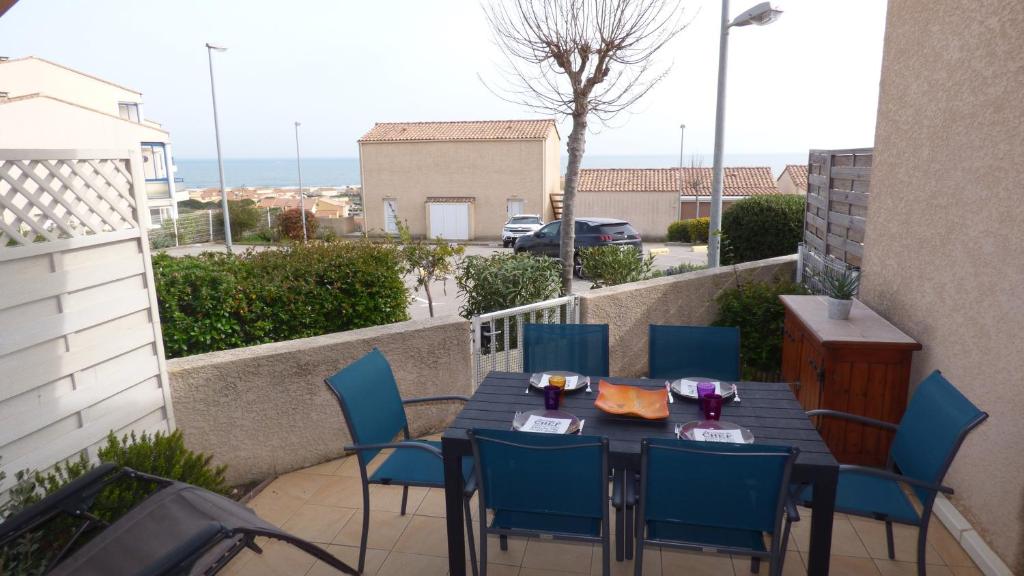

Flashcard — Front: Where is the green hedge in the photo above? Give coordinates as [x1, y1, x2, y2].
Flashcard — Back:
[687, 217, 710, 243]
[579, 245, 654, 288]
[721, 195, 805, 265]
[456, 252, 561, 318]
[667, 220, 691, 242]
[153, 242, 409, 358]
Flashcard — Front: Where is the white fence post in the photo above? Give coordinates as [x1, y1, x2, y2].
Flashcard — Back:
[208, 210, 214, 243]
[173, 216, 179, 247]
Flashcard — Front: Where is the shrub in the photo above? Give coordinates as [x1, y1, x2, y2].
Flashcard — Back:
[153, 241, 409, 357]
[720, 195, 805, 265]
[687, 217, 710, 244]
[217, 200, 260, 240]
[667, 220, 691, 242]
[651, 262, 706, 278]
[579, 245, 655, 288]
[456, 252, 561, 318]
[0, 431, 228, 575]
[712, 277, 809, 379]
[276, 208, 318, 241]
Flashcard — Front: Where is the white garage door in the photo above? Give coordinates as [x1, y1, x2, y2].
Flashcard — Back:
[428, 203, 470, 240]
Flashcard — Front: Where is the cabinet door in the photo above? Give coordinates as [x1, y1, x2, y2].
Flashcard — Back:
[781, 312, 804, 388]
[797, 338, 824, 412]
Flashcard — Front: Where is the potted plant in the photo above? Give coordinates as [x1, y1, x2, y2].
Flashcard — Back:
[818, 264, 860, 320]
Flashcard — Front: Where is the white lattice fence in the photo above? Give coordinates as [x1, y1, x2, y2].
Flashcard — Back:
[0, 149, 174, 492]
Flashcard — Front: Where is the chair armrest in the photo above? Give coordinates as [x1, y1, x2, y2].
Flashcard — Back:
[840, 465, 954, 495]
[806, 410, 899, 432]
[343, 441, 442, 460]
[402, 395, 471, 406]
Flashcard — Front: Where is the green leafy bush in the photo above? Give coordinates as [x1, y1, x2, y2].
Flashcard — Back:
[712, 277, 809, 379]
[456, 252, 561, 318]
[667, 220, 691, 242]
[276, 208, 318, 241]
[687, 217, 710, 244]
[153, 241, 409, 357]
[651, 262, 706, 278]
[579, 245, 655, 288]
[0, 431, 228, 575]
[720, 195, 805, 265]
[217, 200, 261, 240]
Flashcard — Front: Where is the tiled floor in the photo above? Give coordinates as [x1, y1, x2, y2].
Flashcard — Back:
[223, 444, 983, 576]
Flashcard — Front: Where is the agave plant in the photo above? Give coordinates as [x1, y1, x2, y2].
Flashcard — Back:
[818, 263, 861, 300]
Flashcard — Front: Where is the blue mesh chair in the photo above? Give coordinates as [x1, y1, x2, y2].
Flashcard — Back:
[797, 370, 987, 576]
[648, 325, 740, 380]
[636, 439, 798, 576]
[523, 323, 609, 376]
[324, 348, 478, 575]
[468, 429, 611, 576]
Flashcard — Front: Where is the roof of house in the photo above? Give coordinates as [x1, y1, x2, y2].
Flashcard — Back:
[780, 164, 809, 190]
[358, 119, 557, 143]
[0, 93, 168, 135]
[577, 167, 778, 196]
[0, 56, 142, 95]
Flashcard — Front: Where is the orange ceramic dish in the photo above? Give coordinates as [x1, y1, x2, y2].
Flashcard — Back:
[594, 380, 670, 420]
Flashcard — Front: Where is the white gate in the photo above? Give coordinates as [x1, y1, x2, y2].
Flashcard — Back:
[507, 199, 525, 219]
[429, 202, 470, 240]
[0, 149, 174, 491]
[470, 295, 579, 388]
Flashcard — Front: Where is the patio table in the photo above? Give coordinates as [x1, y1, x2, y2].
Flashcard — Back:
[442, 372, 839, 576]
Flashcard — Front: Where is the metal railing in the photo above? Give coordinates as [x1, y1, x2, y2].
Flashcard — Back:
[470, 295, 580, 388]
[797, 243, 860, 296]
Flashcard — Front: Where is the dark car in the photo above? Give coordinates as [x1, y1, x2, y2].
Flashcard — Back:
[513, 217, 643, 276]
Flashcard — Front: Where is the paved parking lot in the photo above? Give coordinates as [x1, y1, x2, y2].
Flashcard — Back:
[159, 241, 706, 321]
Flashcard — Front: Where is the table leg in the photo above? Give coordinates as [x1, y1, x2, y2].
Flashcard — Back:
[443, 438, 467, 576]
[805, 467, 838, 575]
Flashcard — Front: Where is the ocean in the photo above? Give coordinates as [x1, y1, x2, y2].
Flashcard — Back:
[173, 153, 807, 189]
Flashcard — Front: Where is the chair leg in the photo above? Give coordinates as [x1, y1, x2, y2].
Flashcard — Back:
[885, 521, 896, 560]
[499, 534, 508, 551]
[615, 502, 625, 561]
[479, 523, 488, 576]
[624, 503, 634, 560]
[632, 529, 644, 576]
[400, 485, 409, 516]
[750, 556, 760, 574]
[464, 498, 478, 576]
[602, 519, 611, 576]
[917, 524, 929, 576]
[357, 483, 371, 574]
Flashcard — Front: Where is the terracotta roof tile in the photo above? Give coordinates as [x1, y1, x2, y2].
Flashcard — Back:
[781, 164, 808, 189]
[359, 120, 556, 143]
[578, 167, 778, 197]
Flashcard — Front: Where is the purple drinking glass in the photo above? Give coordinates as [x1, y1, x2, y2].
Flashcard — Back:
[543, 385, 562, 410]
[702, 393, 724, 421]
[696, 380, 716, 400]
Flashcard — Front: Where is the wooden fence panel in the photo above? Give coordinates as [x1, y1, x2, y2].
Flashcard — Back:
[0, 149, 173, 491]
[804, 148, 872, 268]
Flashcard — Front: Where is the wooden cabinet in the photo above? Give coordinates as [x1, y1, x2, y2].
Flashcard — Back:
[780, 295, 921, 467]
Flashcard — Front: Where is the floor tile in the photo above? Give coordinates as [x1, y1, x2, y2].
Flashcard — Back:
[269, 470, 332, 501]
[791, 514, 871, 557]
[248, 489, 307, 526]
[731, 551, 805, 576]
[848, 518, 943, 565]
[376, 551, 449, 576]
[521, 539, 595, 574]
[520, 568, 575, 576]
[591, 543, 660, 575]
[874, 558, 954, 576]
[483, 533, 529, 566]
[280, 504, 356, 544]
[238, 539, 317, 576]
[309, 475, 369, 508]
[483, 564, 521, 576]
[927, 520, 976, 567]
[369, 484, 428, 513]
[660, 548, 736, 576]
[415, 487, 451, 517]
[303, 457, 346, 476]
[949, 566, 984, 575]
[826, 554, 882, 576]
[393, 514, 451, 557]
[306, 544, 388, 576]
[333, 509, 413, 551]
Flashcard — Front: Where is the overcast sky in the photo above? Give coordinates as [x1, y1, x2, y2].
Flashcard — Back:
[0, 0, 887, 158]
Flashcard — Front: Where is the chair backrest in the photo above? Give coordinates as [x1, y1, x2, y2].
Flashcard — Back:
[523, 323, 609, 376]
[640, 438, 796, 535]
[469, 429, 608, 520]
[890, 370, 987, 503]
[648, 325, 741, 380]
[324, 348, 408, 465]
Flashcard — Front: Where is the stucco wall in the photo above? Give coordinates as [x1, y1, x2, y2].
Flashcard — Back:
[0, 97, 169, 149]
[776, 173, 804, 196]
[0, 58, 141, 117]
[580, 255, 797, 377]
[167, 316, 473, 485]
[575, 191, 677, 240]
[360, 133, 558, 240]
[859, 1, 1024, 570]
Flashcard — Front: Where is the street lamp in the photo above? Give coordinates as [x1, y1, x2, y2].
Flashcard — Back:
[707, 1, 782, 267]
[205, 43, 232, 250]
[294, 121, 308, 243]
[677, 123, 685, 222]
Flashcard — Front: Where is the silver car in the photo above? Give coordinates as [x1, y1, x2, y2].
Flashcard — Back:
[501, 214, 544, 247]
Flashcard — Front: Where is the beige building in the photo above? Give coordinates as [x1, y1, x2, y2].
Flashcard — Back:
[0, 56, 183, 225]
[575, 167, 778, 240]
[857, 0, 1023, 572]
[358, 120, 560, 240]
[776, 164, 808, 195]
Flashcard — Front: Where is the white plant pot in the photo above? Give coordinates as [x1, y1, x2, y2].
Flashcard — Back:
[827, 297, 853, 320]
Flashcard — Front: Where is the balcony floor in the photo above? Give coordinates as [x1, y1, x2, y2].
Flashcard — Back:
[223, 436, 982, 576]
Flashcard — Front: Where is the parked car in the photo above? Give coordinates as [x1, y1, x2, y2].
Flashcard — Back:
[501, 214, 544, 247]
[513, 217, 643, 276]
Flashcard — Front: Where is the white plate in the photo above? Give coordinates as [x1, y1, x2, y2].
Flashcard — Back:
[529, 371, 590, 392]
[512, 409, 582, 434]
[670, 378, 737, 400]
[675, 420, 754, 444]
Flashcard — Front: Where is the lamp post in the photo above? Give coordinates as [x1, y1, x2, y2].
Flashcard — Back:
[707, 1, 782, 267]
[677, 123, 686, 222]
[205, 43, 232, 250]
[294, 121, 308, 243]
